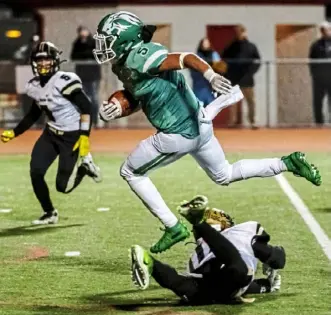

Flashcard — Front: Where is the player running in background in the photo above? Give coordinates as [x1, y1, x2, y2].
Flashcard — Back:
[131, 195, 284, 304]
[94, 11, 321, 254]
[1, 41, 101, 224]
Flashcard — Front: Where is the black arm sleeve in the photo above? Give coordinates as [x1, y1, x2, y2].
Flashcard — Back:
[252, 235, 286, 270]
[64, 89, 92, 135]
[64, 89, 92, 115]
[13, 101, 42, 136]
[194, 222, 244, 267]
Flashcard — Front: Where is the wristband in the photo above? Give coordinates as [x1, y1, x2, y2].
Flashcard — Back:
[81, 116, 91, 135]
[81, 121, 90, 131]
[179, 53, 190, 69]
[203, 68, 216, 82]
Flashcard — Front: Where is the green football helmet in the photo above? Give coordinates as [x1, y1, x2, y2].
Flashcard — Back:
[93, 11, 144, 64]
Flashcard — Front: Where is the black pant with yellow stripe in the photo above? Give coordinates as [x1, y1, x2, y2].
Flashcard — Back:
[30, 125, 86, 214]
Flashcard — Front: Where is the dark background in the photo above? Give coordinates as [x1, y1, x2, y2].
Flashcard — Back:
[2, 0, 331, 9]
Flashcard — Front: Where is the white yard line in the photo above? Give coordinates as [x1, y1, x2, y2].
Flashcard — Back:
[275, 174, 331, 261]
[0, 209, 12, 213]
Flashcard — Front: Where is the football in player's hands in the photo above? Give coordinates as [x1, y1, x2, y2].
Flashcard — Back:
[99, 90, 140, 122]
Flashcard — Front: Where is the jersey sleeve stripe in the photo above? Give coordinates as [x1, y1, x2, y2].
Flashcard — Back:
[61, 81, 82, 95]
[255, 223, 265, 236]
[142, 50, 168, 73]
[257, 225, 264, 236]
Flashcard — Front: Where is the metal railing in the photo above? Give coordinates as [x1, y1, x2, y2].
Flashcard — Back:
[0, 59, 330, 128]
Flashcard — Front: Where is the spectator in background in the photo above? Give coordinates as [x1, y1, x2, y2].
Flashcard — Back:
[191, 37, 221, 106]
[13, 34, 40, 64]
[14, 34, 44, 127]
[222, 25, 261, 129]
[71, 25, 101, 127]
[309, 21, 331, 126]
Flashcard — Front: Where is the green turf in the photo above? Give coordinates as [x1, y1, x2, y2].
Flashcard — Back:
[0, 154, 330, 315]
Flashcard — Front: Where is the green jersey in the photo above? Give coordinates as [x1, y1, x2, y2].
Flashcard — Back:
[112, 42, 200, 139]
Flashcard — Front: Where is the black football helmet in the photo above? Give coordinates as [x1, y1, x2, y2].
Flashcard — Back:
[30, 41, 62, 77]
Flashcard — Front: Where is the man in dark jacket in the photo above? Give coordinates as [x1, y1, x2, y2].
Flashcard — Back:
[222, 25, 261, 129]
[309, 21, 331, 125]
[71, 26, 101, 126]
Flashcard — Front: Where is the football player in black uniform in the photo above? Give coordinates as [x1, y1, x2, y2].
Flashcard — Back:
[131, 195, 285, 304]
[1, 41, 102, 224]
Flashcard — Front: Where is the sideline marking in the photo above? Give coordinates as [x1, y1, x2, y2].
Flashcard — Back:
[275, 174, 331, 261]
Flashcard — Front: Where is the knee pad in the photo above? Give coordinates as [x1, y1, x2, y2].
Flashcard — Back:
[211, 161, 233, 186]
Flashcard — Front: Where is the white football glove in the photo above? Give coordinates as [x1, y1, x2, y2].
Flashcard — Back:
[99, 100, 122, 122]
[270, 274, 281, 292]
[203, 69, 232, 95]
[263, 264, 281, 292]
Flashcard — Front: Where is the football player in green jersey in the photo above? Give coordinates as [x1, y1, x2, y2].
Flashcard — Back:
[94, 11, 321, 254]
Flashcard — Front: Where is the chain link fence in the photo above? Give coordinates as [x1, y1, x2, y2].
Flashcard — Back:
[0, 59, 330, 129]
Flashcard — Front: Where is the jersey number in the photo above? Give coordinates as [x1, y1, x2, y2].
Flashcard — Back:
[40, 105, 55, 122]
[60, 74, 71, 81]
[137, 47, 149, 56]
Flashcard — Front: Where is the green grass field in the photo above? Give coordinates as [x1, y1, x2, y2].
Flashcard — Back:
[0, 153, 330, 315]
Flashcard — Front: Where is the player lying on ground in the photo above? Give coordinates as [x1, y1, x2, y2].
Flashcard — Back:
[131, 195, 284, 305]
[94, 11, 321, 254]
[1, 41, 102, 225]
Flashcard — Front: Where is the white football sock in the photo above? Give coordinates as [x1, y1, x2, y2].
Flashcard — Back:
[230, 158, 287, 183]
[127, 176, 178, 228]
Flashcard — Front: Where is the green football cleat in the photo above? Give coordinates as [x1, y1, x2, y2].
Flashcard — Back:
[150, 221, 190, 254]
[282, 152, 322, 186]
[130, 245, 153, 290]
